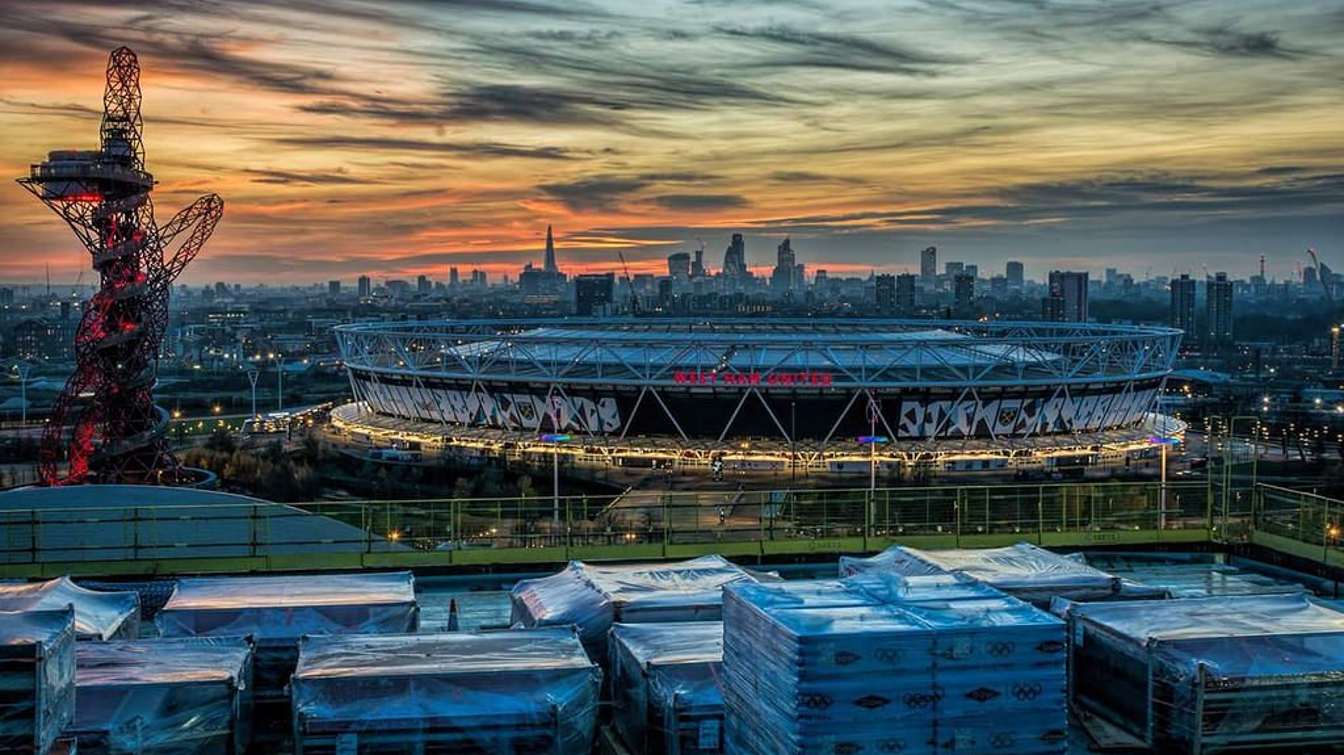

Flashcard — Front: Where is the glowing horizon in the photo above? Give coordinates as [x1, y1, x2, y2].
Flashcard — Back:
[2, 0, 1342, 285]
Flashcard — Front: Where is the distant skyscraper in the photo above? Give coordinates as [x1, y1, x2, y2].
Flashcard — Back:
[920, 246, 937, 281]
[417, 275, 431, 295]
[357, 275, 371, 298]
[944, 261, 964, 278]
[772, 237, 796, 292]
[575, 273, 614, 315]
[896, 273, 917, 315]
[953, 273, 975, 315]
[328, 280, 341, 296]
[449, 267, 460, 288]
[963, 264, 978, 280]
[1045, 270, 1088, 322]
[691, 248, 705, 278]
[543, 225, 558, 274]
[1006, 261, 1024, 288]
[723, 233, 747, 279]
[668, 252, 691, 280]
[471, 269, 487, 288]
[1170, 274, 1196, 337]
[1206, 272, 1233, 349]
[990, 275, 1008, 297]
[875, 274, 895, 314]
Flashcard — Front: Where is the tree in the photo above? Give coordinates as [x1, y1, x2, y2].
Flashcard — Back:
[452, 477, 473, 501]
[517, 475, 536, 499]
[204, 427, 236, 454]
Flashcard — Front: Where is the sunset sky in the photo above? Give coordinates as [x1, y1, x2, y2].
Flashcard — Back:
[1, 0, 1342, 285]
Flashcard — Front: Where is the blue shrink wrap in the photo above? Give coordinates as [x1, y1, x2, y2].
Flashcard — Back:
[722, 576, 1068, 754]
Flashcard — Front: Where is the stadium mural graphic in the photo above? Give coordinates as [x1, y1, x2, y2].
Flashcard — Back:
[346, 373, 1161, 441]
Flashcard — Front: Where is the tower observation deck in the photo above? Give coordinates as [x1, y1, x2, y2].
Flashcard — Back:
[17, 47, 223, 486]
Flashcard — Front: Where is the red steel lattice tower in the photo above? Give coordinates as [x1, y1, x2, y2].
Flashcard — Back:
[18, 47, 223, 485]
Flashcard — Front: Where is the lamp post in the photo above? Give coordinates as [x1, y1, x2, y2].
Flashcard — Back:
[858, 435, 890, 494]
[269, 352, 285, 411]
[858, 433, 889, 538]
[1149, 415, 1181, 530]
[246, 368, 260, 419]
[11, 361, 33, 425]
[540, 433, 571, 523]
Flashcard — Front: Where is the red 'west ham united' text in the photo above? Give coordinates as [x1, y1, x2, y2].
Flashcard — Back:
[672, 370, 833, 387]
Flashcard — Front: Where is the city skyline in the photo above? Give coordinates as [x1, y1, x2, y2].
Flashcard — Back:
[3, 0, 1343, 284]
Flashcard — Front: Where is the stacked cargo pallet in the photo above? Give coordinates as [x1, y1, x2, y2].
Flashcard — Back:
[0, 608, 75, 754]
[70, 637, 254, 755]
[290, 628, 601, 755]
[840, 542, 1120, 605]
[610, 621, 724, 755]
[722, 575, 1068, 755]
[511, 556, 766, 662]
[155, 571, 418, 703]
[1065, 593, 1344, 754]
[0, 578, 140, 641]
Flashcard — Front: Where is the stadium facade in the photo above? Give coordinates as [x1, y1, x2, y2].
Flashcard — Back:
[331, 318, 1184, 475]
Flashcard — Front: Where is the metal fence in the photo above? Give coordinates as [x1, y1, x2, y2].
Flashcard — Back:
[1251, 483, 1344, 566]
[0, 480, 1211, 575]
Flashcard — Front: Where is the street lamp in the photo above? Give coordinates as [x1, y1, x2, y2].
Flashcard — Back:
[857, 435, 890, 494]
[246, 368, 260, 418]
[10, 361, 33, 425]
[268, 352, 285, 411]
[540, 433, 571, 523]
[1148, 419, 1181, 529]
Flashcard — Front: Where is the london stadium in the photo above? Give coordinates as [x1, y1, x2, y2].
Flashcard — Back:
[331, 318, 1184, 476]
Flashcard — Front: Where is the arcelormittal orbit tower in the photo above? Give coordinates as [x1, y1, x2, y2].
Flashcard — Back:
[18, 47, 223, 485]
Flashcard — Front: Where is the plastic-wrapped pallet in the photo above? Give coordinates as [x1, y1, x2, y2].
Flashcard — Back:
[1064, 593, 1344, 754]
[155, 571, 417, 703]
[290, 628, 601, 755]
[70, 636, 254, 755]
[839, 542, 1120, 605]
[0, 608, 75, 754]
[0, 578, 140, 641]
[610, 621, 724, 754]
[511, 556, 763, 660]
[722, 575, 1068, 755]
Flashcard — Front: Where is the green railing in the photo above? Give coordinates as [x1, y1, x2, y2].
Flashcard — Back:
[0, 480, 1211, 577]
[1250, 483, 1344, 567]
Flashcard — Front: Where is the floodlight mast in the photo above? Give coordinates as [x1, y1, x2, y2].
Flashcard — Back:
[17, 47, 223, 485]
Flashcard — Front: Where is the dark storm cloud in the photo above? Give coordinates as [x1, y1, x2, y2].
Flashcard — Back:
[538, 177, 649, 211]
[463, 38, 802, 110]
[271, 136, 579, 160]
[915, 0, 1175, 29]
[637, 171, 722, 182]
[0, 9, 348, 97]
[652, 194, 750, 210]
[244, 168, 378, 185]
[0, 98, 99, 119]
[299, 84, 627, 127]
[716, 25, 960, 75]
[769, 170, 867, 185]
[1138, 25, 1306, 59]
[743, 171, 1344, 234]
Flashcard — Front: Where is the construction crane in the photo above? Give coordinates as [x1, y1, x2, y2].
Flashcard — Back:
[617, 250, 639, 315]
[1308, 248, 1333, 303]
